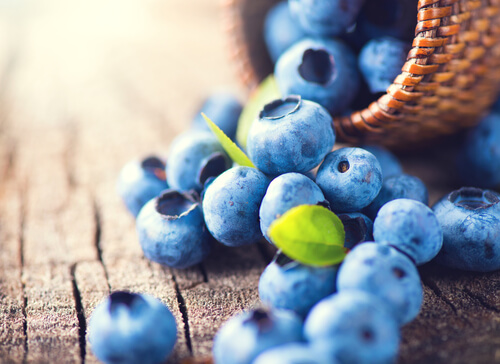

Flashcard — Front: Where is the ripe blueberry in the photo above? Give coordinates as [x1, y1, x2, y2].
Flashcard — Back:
[274, 38, 360, 115]
[316, 147, 383, 212]
[88, 291, 177, 364]
[136, 190, 211, 269]
[264, 1, 306, 63]
[166, 131, 231, 193]
[337, 243, 423, 325]
[259, 172, 328, 242]
[191, 93, 242, 141]
[247, 96, 335, 176]
[202, 166, 270, 246]
[212, 307, 303, 364]
[432, 187, 500, 272]
[117, 156, 168, 217]
[258, 252, 338, 317]
[373, 198, 443, 265]
[304, 290, 400, 364]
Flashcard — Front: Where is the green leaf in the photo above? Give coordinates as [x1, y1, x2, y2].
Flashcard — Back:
[268, 205, 347, 267]
[202, 113, 256, 168]
[236, 75, 281, 149]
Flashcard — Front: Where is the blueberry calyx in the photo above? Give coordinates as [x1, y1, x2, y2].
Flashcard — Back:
[448, 187, 500, 210]
[245, 309, 273, 332]
[339, 214, 368, 247]
[361, 327, 375, 342]
[197, 152, 230, 186]
[392, 267, 406, 279]
[338, 160, 350, 173]
[260, 96, 301, 120]
[298, 49, 336, 86]
[155, 190, 198, 220]
[109, 291, 144, 313]
[141, 156, 167, 181]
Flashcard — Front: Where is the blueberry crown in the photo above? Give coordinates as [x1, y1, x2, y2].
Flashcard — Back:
[109, 291, 141, 312]
[155, 190, 198, 219]
[260, 96, 301, 120]
[244, 308, 273, 332]
[141, 156, 167, 180]
[299, 48, 336, 86]
[448, 187, 500, 210]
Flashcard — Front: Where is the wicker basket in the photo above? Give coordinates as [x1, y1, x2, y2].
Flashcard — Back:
[222, 0, 500, 146]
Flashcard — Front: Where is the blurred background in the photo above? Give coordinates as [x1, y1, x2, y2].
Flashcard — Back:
[0, 0, 242, 136]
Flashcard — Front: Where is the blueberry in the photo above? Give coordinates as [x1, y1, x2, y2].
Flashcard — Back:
[191, 93, 242, 141]
[289, 0, 365, 36]
[337, 243, 422, 325]
[316, 147, 383, 212]
[338, 212, 373, 249]
[136, 190, 211, 269]
[363, 173, 429, 220]
[358, 37, 410, 94]
[117, 156, 168, 217]
[202, 166, 270, 246]
[274, 38, 360, 115]
[247, 96, 335, 176]
[259, 172, 328, 242]
[212, 308, 303, 364]
[304, 290, 400, 364]
[88, 291, 177, 364]
[258, 252, 338, 317]
[360, 145, 403, 179]
[432, 187, 500, 272]
[456, 112, 500, 188]
[264, 1, 306, 63]
[373, 198, 443, 265]
[356, 0, 418, 42]
[166, 131, 231, 192]
[252, 342, 336, 364]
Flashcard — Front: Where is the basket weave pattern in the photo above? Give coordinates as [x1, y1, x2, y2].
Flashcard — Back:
[223, 0, 500, 146]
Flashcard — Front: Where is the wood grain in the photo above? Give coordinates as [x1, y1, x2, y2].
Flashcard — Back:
[0, 1, 498, 364]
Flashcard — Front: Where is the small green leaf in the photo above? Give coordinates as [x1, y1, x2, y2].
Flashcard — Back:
[236, 75, 281, 149]
[202, 113, 256, 168]
[268, 205, 347, 267]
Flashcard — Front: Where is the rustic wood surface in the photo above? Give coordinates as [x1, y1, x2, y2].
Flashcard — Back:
[0, 1, 499, 363]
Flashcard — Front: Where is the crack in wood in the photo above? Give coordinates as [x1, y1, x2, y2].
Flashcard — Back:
[93, 200, 110, 293]
[462, 287, 500, 314]
[172, 273, 193, 355]
[421, 275, 458, 315]
[18, 184, 28, 364]
[70, 263, 86, 364]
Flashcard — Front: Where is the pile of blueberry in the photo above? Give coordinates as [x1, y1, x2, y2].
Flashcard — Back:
[264, 0, 415, 116]
[86, 0, 500, 363]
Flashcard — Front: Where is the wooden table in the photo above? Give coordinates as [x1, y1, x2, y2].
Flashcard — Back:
[0, 1, 498, 363]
